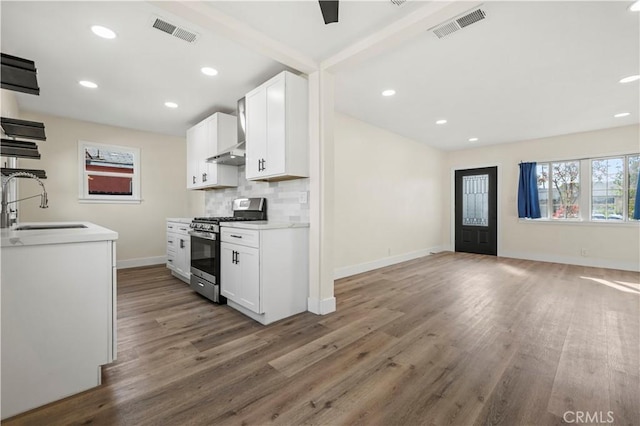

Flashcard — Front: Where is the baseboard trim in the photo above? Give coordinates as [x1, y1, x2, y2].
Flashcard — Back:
[334, 246, 446, 280]
[307, 296, 336, 315]
[117, 256, 166, 270]
[500, 251, 640, 272]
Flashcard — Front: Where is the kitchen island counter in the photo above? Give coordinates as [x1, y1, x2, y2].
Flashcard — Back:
[1, 221, 118, 247]
[1, 221, 117, 419]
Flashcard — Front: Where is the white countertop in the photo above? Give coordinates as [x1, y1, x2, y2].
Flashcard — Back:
[220, 221, 309, 230]
[1, 222, 118, 247]
[166, 217, 193, 224]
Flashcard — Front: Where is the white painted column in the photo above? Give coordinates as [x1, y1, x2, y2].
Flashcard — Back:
[307, 70, 336, 315]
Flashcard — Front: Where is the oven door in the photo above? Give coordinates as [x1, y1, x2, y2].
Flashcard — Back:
[189, 231, 218, 283]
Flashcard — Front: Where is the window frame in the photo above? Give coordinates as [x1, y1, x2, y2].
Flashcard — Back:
[78, 141, 141, 204]
[531, 153, 639, 223]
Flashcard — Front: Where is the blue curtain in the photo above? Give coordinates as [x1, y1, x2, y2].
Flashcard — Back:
[518, 162, 541, 219]
[634, 173, 640, 220]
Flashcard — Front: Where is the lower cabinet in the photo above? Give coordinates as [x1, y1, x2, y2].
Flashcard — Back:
[166, 220, 191, 283]
[220, 243, 260, 313]
[220, 225, 308, 325]
[1, 237, 117, 419]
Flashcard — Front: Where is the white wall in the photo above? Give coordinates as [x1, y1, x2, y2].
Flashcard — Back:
[1, 89, 19, 118]
[16, 111, 205, 266]
[333, 113, 446, 278]
[443, 124, 640, 271]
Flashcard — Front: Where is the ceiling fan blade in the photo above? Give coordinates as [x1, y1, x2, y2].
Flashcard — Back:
[318, 1, 339, 25]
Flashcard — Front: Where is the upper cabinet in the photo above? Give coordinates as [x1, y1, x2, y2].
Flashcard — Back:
[186, 112, 238, 190]
[245, 71, 308, 181]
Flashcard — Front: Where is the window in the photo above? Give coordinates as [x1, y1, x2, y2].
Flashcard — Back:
[534, 154, 639, 222]
[78, 141, 141, 203]
[591, 157, 623, 220]
[536, 161, 580, 219]
[629, 155, 640, 220]
[536, 163, 549, 218]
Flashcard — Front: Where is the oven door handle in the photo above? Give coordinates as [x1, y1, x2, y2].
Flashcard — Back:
[188, 230, 217, 240]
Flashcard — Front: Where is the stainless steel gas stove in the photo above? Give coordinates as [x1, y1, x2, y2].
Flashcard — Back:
[188, 198, 267, 303]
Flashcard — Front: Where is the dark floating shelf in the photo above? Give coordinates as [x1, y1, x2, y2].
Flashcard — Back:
[1, 53, 40, 96]
[1, 168, 47, 179]
[1, 139, 41, 159]
[1, 117, 46, 141]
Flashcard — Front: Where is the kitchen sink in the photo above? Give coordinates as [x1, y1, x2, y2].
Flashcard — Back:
[15, 224, 88, 231]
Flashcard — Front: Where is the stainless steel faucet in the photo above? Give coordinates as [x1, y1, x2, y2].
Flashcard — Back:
[1, 172, 49, 229]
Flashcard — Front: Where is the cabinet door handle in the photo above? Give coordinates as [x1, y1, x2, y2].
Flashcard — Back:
[179, 239, 185, 249]
[167, 259, 173, 262]
[235, 251, 240, 264]
[232, 250, 236, 264]
[230, 234, 242, 239]
[202, 173, 207, 182]
[192, 176, 196, 184]
[168, 240, 173, 243]
[198, 282, 205, 287]
[179, 227, 187, 231]
[262, 158, 266, 171]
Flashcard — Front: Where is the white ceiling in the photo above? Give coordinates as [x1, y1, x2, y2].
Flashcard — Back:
[0, 1, 287, 135]
[334, 1, 640, 150]
[1, 1, 638, 151]
[207, 0, 427, 62]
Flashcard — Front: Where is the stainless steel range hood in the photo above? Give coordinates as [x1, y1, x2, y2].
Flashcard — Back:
[207, 97, 246, 166]
[207, 141, 246, 166]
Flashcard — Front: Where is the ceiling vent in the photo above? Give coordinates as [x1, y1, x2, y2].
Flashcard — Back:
[431, 8, 486, 39]
[151, 16, 199, 43]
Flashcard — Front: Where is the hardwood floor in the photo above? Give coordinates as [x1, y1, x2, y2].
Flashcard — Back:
[4, 252, 639, 425]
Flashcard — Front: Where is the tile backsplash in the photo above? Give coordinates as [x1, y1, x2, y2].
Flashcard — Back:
[204, 166, 310, 223]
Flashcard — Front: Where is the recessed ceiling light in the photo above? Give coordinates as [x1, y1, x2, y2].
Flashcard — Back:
[79, 80, 98, 89]
[436, 119, 447, 125]
[201, 67, 218, 76]
[619, 74, 640, 83]
[91, 25, 116, 39]
[381, 89, 396, 97]
[630, 0, 640, 12]
[614, 112, 630, 118]
[468, 137, 478, 142]
[164, 101, 178, 109]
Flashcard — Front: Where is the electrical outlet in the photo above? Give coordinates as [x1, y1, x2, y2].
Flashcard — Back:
[298, 191, 308, 204]
[580, 248, 588, 257]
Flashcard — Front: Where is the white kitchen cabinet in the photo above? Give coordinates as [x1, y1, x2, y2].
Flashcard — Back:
[220, 242, 260, 312]
[186, 112, 238, 189]
[245, 71, 308, 181]
[1, 223, 117, 419]
[166, 220, 191, 283]
[220, 224, 309, 325]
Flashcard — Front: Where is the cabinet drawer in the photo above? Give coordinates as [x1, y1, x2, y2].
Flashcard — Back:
[166, 233, 178, 251]
[175, 225, 190, 235]
[166, 252, 176, 270]
[221, 227, 259, 248]
[167, 222, 190, 235]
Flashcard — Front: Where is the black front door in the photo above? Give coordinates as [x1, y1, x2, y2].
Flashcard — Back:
[455, 167, 498, 255]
